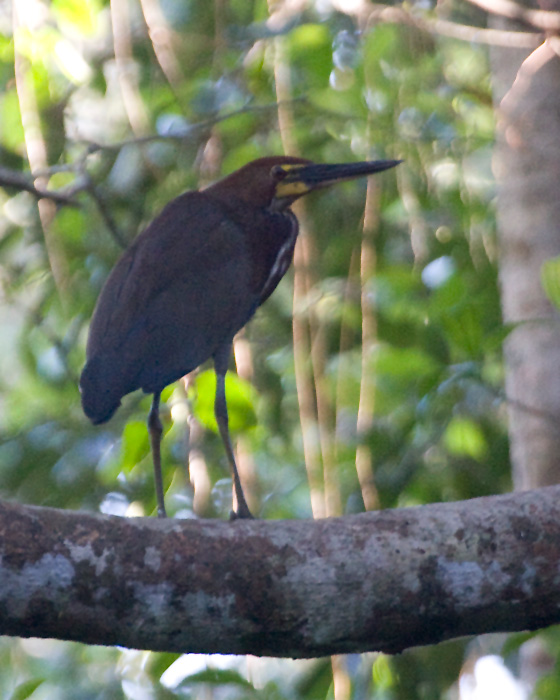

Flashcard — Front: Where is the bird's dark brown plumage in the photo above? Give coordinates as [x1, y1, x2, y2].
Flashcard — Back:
[80, 155, 401, 518]
[81, 157, 306, 424]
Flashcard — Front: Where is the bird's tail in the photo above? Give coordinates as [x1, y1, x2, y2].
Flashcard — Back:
[80, 355, 130, 425]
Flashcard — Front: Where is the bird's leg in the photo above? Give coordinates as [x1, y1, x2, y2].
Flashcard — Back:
[215, 371, 254, 519]
[148, 391, 167, 518]
[214, 348, 254, 519]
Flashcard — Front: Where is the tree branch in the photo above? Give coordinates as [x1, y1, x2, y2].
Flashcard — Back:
[1, 487, 560, 657]
[362, 4, 541, 49]
[0, 166, 79, 207]
[465, 0, 560, 33]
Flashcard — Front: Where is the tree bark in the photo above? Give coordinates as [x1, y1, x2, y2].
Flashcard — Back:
[493, 36, 560, 488]
[1, 488, 560, 658]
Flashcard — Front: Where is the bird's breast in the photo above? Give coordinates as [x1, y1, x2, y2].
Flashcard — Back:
[205, 198, 298, 307]
[255, 210, 298, 304]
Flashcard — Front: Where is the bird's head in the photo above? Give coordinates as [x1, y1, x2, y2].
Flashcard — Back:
[204, 156, 401, 211]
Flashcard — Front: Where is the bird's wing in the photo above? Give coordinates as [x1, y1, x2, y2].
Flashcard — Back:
[86, 191, 256, 384]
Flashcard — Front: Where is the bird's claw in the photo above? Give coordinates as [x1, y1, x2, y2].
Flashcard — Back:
[229, 507, 255, 521]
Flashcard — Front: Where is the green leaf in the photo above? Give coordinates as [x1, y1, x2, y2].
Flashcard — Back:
[51, 0, 100, 34]
[121, 420, 150, 473]
[191, 370, 257, 434]
[535, 674, 560, 700]
[441, 305, 484, 357]
[287, 24, 332, 88]
[0, 91, 24, 150]
[541, 257, 560, 310]
[374, 344, 440, 382]
[443, 416, 487, 460]
[372, 653, 395, 689]
[51, 206, 86, 247]
[288, 24, 330, 58]
[146, 651, 183, 681]
[8, 679, 44, 700]
[179, 668, 255, 688]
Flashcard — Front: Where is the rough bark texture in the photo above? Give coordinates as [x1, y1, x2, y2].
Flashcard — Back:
[1, 488, 560, 657]
[493, 37, 560, 488]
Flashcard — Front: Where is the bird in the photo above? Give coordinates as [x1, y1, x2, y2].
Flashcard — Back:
[80, 155, 401, 519]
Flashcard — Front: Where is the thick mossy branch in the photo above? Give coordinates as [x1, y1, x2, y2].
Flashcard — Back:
[1, 487, 559, 657]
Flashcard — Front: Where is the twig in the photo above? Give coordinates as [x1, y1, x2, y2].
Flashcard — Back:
[82, 175, 129, 249]
[0, 166, 79, 207]
[364, 4, 542, 48]
[84, 100, 306, 154]
[465, 0, 560, 33]
[429, 15, 542, 47]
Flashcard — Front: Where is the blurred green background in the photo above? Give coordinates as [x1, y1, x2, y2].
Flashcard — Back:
[0, 0, 555, 697]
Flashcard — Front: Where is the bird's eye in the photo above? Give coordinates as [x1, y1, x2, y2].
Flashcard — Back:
[270, 165, 287, 181]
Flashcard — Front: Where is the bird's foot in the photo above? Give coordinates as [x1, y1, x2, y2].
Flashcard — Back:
[229, 506, 255, 520]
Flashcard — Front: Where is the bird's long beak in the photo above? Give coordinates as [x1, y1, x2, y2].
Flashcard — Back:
[274, 159, 402, 199]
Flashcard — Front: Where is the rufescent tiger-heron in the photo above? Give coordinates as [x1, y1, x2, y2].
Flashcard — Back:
[80, 156, 401, 519]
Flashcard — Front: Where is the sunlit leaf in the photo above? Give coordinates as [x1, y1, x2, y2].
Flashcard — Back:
[7, 679, 44, 700]
[374, 344, 440, 382]
[0, 91, 24, 150]
[179, 668, 254, 688]
[190, 370, 257, 434]
[146, 651, 182, 681]
[372, 653, 394, 689]
[51, 0, 100, 34]
[443, 416, 487, 460]
[541, 257, 560, 310]
[121, 420, 150, 473]
[535, 674, 560, 700]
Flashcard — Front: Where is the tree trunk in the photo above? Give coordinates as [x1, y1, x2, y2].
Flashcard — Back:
[493, 37, 560, 488]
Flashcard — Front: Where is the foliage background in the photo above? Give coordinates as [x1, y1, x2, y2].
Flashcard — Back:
[0, 0, 555, 697]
